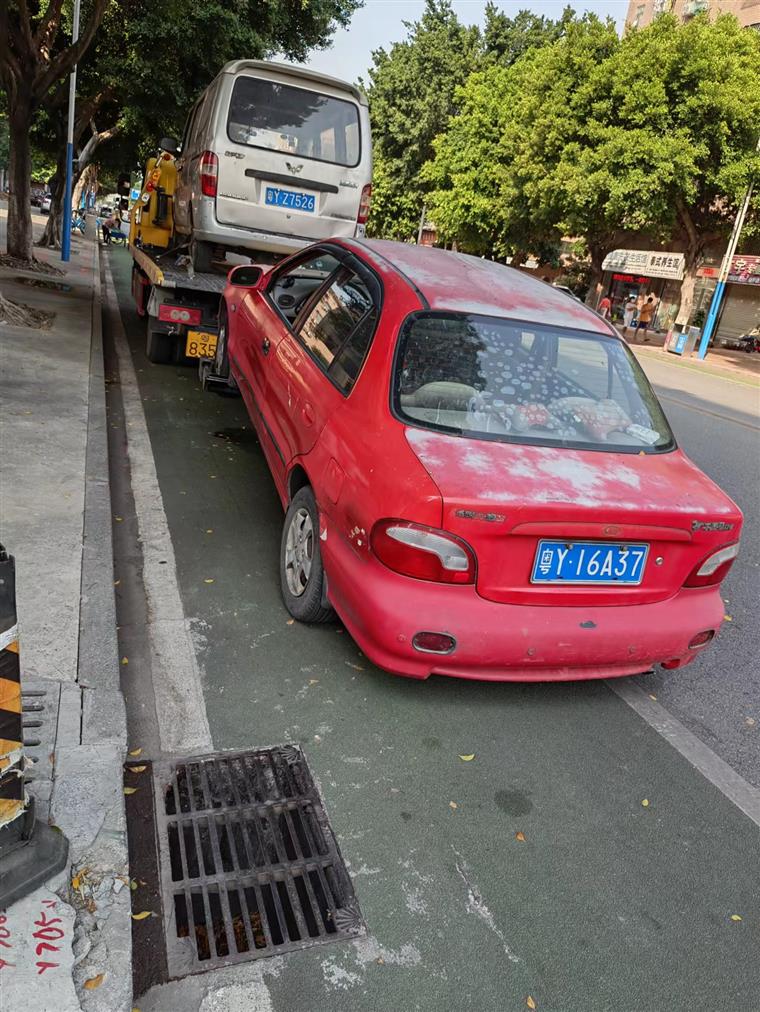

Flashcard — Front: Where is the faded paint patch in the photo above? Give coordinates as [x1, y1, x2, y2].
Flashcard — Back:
[453, 847, 520, 964]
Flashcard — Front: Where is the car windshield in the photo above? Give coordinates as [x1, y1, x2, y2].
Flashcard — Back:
[394, 312, 675, 452]
[227, 77, 361, 167]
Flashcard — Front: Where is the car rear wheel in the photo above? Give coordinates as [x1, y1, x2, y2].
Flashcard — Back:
[280, 487, 334, 623]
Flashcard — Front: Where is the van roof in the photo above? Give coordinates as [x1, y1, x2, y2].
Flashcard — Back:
[220, 60, 368, 107]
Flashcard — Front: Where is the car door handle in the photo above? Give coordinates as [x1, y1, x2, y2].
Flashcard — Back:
[302, 402, 315, 426]
[261, 337, 270, 355]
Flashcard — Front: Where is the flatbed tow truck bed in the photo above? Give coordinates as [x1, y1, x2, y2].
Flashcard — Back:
[129, 243, 229, 364]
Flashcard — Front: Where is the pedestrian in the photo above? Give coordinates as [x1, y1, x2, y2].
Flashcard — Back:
[636, 297, 656, 341]
[622, 295, 637, 338]
[598, 294, 612, 319]
[101, 210, 121, 245]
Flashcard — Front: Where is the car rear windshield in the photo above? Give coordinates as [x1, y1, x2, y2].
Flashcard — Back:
[394, 313, 675, 452]
[227, 76, 361, 167]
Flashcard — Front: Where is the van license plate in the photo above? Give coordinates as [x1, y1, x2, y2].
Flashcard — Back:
[531, 541, 648, 585]
[265, 187, 315, 212]
[185, 331, 217, 358]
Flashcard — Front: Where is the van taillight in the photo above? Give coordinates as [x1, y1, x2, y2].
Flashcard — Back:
[357, 184, 372, 225]
[200, 151, 218, 198]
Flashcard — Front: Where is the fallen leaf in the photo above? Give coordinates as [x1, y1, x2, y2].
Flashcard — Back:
[114, 516, 123, 522]
[648, 693, 657, 701]
[641, 798, 649, 807]
[114, 579, 121, 586]
[745, 718, 756, 727]
[724, 615, 733, 622]
[527, 998, 537, 1010]
[345, 661, 364, 671]
[376, 957, 385, 964]
[458, 754, 475, 762]
[84, 973, 105, 990]
[121, 656, 128, 665]
[449, 801, 458, 810]
[123, 787, 138, 795]
[205, 529, 213, 534]
[127, 765, 147, 773]
[130, 880, 138, 891]
[128, 748, 143, 757]
[515, 831, 526, 842]
[286, 619, 295, 626]
[730, 914, 742, 922]
[72, 875, 81, 890]
[131, 911, 153, 921]
[308, 678, 319, 685]
[204, 578, 215, 584]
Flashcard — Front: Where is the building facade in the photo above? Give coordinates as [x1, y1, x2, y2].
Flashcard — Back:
[626, 0, 760, 29]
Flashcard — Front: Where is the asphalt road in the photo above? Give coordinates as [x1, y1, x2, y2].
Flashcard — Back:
[106, 245, 760, 1012]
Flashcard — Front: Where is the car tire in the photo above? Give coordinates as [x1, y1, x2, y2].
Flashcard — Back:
[146, 327, 172, 364]
[191, 238, 214, 273]
[280, 487, 334, 624]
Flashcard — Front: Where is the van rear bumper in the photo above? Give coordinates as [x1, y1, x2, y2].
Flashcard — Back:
[191, 200, 358, 256]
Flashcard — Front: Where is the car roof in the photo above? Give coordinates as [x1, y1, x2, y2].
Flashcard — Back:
[352, 239, 612, 334]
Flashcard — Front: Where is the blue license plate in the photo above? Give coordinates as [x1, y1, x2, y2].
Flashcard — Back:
[531, 541, 649, 585]
[264, 186, 315, 212]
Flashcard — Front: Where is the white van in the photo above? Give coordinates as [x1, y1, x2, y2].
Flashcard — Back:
[173, 60, 372, 271]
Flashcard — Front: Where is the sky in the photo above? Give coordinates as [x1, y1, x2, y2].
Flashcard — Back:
[291, 1, 629, 85]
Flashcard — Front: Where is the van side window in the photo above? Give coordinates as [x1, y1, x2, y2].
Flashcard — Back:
[296, 270, 378, 394]
[181, 100, 201, 153]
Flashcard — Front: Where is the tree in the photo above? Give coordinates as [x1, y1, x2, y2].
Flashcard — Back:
[482, 2, 575, 66]
[426, 14, 619, 272]
[0, 0, 109, 260]
[362, 0, 480, 240]
[582, 13, 760, 323]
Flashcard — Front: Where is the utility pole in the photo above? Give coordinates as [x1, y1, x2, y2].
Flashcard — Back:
[61, 0, 82, 263]
[697, 137, 759, 359]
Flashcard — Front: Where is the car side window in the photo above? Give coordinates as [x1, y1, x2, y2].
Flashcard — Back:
[268, 253, 341, 325]
[296, 270, 378, 394]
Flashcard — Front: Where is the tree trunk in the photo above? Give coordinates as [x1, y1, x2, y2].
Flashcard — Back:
[585, 244, 606, 307]
[5, 102, 34, 259]
[37, 148, 66, 249]
[674, 244, 703, 327]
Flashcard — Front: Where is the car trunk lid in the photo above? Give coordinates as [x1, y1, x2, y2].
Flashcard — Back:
[404, 428, 741, 606]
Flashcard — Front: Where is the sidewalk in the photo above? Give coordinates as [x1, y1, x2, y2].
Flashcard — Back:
[0, 227, 131, 1011]
[612, 324, 760, 384]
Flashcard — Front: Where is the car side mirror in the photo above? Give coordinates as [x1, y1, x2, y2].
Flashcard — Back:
[228, 264, 264, 288]
[159, 136, 180, 156]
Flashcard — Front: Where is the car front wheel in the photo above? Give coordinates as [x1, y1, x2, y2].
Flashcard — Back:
[280, 487, 334, 623]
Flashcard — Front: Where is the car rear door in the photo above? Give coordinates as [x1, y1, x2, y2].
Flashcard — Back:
[215, 71, 368, 241]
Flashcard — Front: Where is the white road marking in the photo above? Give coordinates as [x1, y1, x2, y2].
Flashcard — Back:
[104, 259, 212, 754]
[608, 679, 760, 829]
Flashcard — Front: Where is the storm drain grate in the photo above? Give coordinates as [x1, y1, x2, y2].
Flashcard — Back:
[154, 747, 363, 977]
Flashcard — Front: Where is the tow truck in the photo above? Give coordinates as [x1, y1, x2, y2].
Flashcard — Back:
[128, 140, 232, 367]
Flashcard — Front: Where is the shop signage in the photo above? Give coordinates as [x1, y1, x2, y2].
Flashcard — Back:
[728, 254, 760, 286]
[602, 249, 685, 280]
[612, 273, 651, 284]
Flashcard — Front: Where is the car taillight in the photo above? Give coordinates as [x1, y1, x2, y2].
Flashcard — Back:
[684, 542, 739, 588]
[357, 184, 372, 225]
[158, 304, 202, 325]
[370, 520, 476, 584]
[200, 151, 218, 197]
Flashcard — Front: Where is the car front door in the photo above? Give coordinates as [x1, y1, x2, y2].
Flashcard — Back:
[265, 260, 380, 471]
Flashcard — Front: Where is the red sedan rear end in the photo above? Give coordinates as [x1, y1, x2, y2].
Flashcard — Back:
[221, 239, 741, 681]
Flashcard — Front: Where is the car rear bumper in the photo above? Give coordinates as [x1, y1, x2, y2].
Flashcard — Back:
[322, 531, 726, 681]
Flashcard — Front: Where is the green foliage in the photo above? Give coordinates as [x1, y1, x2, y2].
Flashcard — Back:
[363, 0, 480, 239]
[482, 2, 576, 66]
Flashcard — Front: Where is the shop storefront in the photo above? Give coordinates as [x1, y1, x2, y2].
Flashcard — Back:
[600, 249, 685, 328]
[715, 253, 760, 342]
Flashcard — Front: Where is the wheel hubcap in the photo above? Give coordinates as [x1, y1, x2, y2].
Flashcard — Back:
[284, 508, 314, 597]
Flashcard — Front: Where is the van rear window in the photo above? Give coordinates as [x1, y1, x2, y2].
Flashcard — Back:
[227, 77, 361, 168]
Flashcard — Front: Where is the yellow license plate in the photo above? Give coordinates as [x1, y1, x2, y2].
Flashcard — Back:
[185, 330, 217, 358]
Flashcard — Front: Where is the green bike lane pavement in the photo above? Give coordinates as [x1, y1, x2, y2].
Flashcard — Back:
[108, 250, 759, 1011]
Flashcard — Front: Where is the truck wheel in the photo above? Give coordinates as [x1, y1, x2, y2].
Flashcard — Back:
[146, 327, 172, 364]
[280, 487, 335, 624]
[214, 304, 230, 379]
[191, 239, 214, 273]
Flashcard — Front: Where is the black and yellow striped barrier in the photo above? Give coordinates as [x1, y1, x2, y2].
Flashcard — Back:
[0, 545, 68, 908]
[0, 547, 24, 832]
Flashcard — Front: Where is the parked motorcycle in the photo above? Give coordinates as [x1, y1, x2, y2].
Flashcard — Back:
[718, 329, 760, 353]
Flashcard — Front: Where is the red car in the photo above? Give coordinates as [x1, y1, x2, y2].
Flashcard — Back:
[213, 240, 741, 682]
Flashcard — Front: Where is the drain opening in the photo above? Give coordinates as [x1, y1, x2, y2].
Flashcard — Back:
[155, 747, 363, 976]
